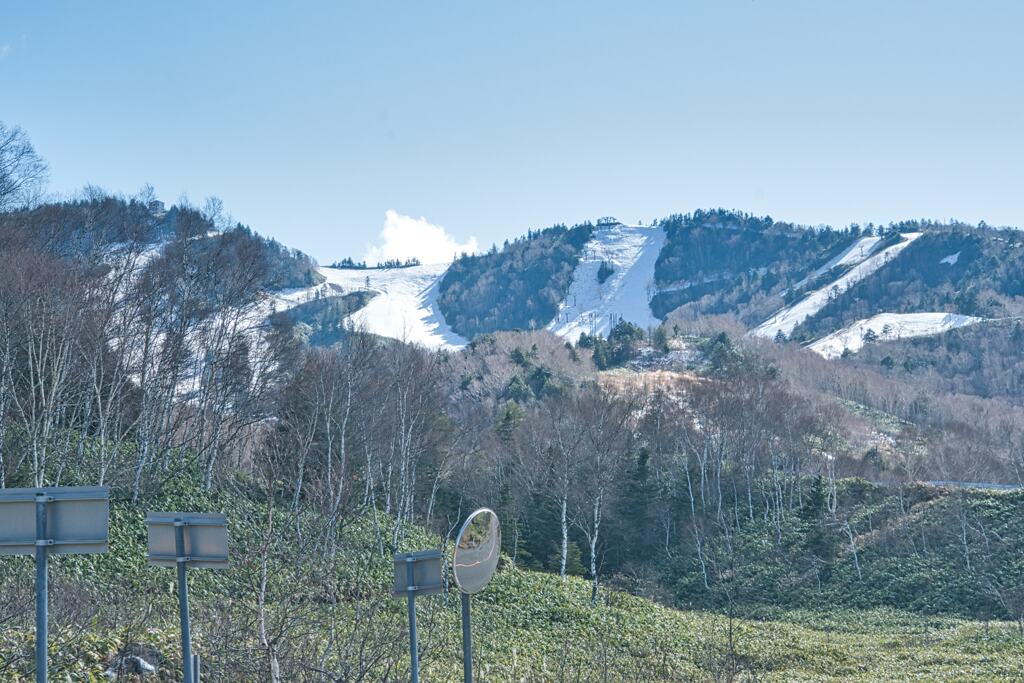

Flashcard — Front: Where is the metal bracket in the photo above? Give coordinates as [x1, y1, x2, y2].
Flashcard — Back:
[148, 553, 228, 564]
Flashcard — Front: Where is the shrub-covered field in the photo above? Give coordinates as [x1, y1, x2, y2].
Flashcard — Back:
[2, 474, 1024, 681]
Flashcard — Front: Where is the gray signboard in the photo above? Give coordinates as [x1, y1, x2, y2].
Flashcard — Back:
[0, 486, 109, 556]
[392, 549, 444, 597]
[145, 512, 229, 569]
[0, 485, 110, 683]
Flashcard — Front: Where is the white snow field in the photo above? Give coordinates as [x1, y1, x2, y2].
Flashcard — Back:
[791, 235, 882, 290]
[808, 312, 983, 359]
[547, 223, 666, 343]
[752, 233, 924, 340]
[271, 263, 467, 350]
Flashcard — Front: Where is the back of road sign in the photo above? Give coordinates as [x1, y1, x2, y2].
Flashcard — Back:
[392, 549, 444, 597]
[145, 512, 229, 569]
[0, 486, 109, 556]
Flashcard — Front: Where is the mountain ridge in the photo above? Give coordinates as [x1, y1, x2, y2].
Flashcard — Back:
[6, 196, 1023, 361]
[279, 211, 1024, 359]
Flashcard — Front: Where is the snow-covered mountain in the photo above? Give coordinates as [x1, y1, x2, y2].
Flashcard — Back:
[321, 264, 466, 348]
[13, 196, 1020, 374]
[270, 221, 670, 350]
[265, 213, 1023, 358]
[790, 235, 882, 291]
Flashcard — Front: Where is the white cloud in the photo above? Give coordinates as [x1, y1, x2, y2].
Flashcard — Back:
[0, 45, 10, 60]
[364, 210, 478, 265]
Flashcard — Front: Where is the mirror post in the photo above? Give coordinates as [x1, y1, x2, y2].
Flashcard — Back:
[452, 509, 500, 683]
[460, 592, 473, 683]
[406, 557, 419, 683]
[175, 520, 194, 683]
[34, 494, 48, 683]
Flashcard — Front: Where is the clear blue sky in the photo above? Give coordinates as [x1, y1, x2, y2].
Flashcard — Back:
[2, 2, 1021, 262]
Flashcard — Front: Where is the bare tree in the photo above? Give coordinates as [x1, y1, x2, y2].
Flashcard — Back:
[1, 247, 88, 486]
[570, 383, 636, 604]
[0, 122, 47, 211]
[515, 394, 588, 578]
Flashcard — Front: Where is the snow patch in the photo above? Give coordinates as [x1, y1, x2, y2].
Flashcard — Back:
[808, 312, 983, 359]
[267, 263, 465, 350]
[752, 233, 923, 340]
[548, 223, 666, 343]
[313, 264, 466, 349]
[940, 251, 961, 265]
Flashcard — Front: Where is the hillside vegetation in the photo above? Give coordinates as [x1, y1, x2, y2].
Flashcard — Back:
[0, 195, 320, 292]
[835, 319, 1024, 405]
[650, 210, 856, 322]
[438, 222, 593, 337]
[269, 291, 377, 347]
[3, 469, 1024, 681]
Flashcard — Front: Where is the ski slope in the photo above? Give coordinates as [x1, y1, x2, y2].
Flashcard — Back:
[547, 223, 666, 343]
[319, 264, 466, 349]
[791, 235, 882, 290]
[808, 312, 983, 359]
[272, 264, 466, 350]
[752, 233, 923, 340]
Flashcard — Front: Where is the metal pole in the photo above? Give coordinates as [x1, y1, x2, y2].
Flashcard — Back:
[34, 494, 48, 683]
[460, 592, 473, 683]
[193, 653, 201, 683]
[175, 521, 194, 683]
[406, 558, 419, 683]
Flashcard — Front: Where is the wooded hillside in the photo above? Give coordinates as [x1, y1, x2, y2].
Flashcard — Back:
[437, 223, 593, 337]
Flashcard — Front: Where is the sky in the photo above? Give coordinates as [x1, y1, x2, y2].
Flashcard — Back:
[2, 2, 1022, 264]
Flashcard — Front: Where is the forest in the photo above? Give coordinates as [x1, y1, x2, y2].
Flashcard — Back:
[437, 223, 594, 337]
[649, 210, 856, 322]
[840, 319, 1024, 405]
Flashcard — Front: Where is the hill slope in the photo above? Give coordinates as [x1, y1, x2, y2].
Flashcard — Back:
[547, 222, 665, 342]
[752, 232, 923, 340]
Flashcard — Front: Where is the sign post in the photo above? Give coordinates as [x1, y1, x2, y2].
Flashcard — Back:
[35, 494, 48, 683]
[146, 512, 229, 683]
[452, 509, 501, 683]
[392, 549, 443, 683]
[174, 520, 193, 683]
[406, 558, 417, 681]
[0, 486, 110, 683]
[460, 592, 472, 683]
